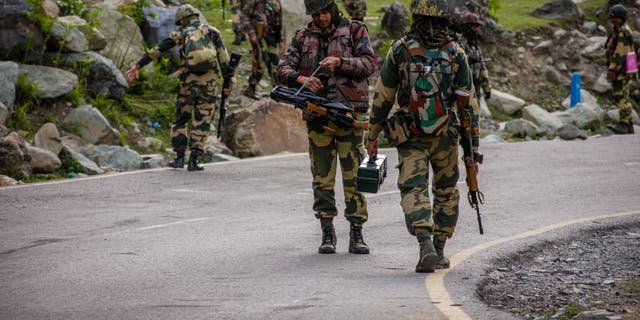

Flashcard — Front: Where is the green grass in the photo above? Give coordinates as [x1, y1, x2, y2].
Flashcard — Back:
[494, 0, 606, 30]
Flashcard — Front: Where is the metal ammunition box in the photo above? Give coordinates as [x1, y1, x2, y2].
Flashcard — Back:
[357, 154, 387, 193]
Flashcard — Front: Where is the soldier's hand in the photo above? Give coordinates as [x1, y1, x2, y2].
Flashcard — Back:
[249, 33, 258, 44]
[607, 70, 616, 81]
[297, 76, 323, 93]
[366, 137, 378, 158]
[223, 87, 231, 97]
[278, 41, 285, 55]
[319, 57, 341, 73]
[484, 90, 491, 100]
[126, 65, 140, 83]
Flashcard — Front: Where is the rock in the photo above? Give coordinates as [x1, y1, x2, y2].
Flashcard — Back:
[281, 0, 307, 47]
[83, 145, 143, 172]
[607, 109, 640, 125]
[34, 122, 64, 155]
[136, 137, 164, 152]
[203, 138, 235, 163]
[478, 95, 492, 118]
[505, 119, 544, 138]
[0, 174, 21, 187]
[141, 154, 164, 169]
[0, 102, 7, 126]
[576, 309, 621, 320]
[0, 131, 31, 179]
[38, 0, 59, 19]
[140, 5, 178, 46]
[581, 37, 607, 58]
[555, 124, 587, 140]
[0, 0, 45, 61]
[563, 102, 603, 128]
[63, 147, 103, 174]
[222, 98, 308, 157]
[486, 90, 527, 115]
[522, 104, 564, 134]
[46, 51, 128, 99]
[531, 0, 582, 20]
[0, 61, 19, 112]
[592, 73, 612, 93]
[63, 105, 119, 145]
[91, 5, 146, 71]
[533, 40, 554, 54]
[57, 15, 107, 51]
[26, 144, 61, 173]
[562, 89, 602, 114]
[381, 2, 409, 38]
[481, 134, 506, 144]
[544, 66, 564, 85]
[48, 21, 89, 53]
[18, 64, 78, 99]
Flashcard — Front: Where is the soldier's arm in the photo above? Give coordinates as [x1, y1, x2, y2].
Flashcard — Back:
[339, 22, 376, 78]
[134, 35, 180, 68]
[239, 0, 256, 38]
[277, 34, 304, 87]
[454, 45, 479, 147]
[210, 27, 231, 75]
[609, 28, 634, 77]
[367, 43, 401, 140]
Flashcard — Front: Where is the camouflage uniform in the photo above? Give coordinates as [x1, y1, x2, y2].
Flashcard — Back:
[134, 15, 231, 158]
[231, 0, 246, 45]
[605, 15, 636, 129]
[277, 7, 376, 229]
[459, 13, 491, 100]
[240, 0, 283, 92]
[341, 0, 367, 22]
[367, 0, 473, 271]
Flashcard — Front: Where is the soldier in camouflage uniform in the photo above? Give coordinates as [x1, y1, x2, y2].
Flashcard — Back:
[605, 4, 636, 134]
[277, 0, 376, 254]
[126, 4, 232, 171]
[240, 0, 285, 99]
[458, 12, 491, 101]
[366, 0, 476, 273]
[341, 0, 367, 22]
[231, 0, 246, 45]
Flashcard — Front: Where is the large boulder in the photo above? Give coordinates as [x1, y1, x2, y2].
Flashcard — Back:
[140, 5, 177, 46]
[486, 90, 527, 115]
[531, 0, 582, 20]
[0, 130, 31, 179]
[222, 98, 308, 157]
[63, 105, 119, 145]
[26, 144, 61, 173]
[381, 2, 409, 39]
[62, 147, 103, 174]
[34, 122, 64, 155]
[504, 119, 544, 138]
[0, 61, 19, 112]
[18, 64, 78, 99]
[0, 0, 45, 61]
[48, 21, 89, 53]
[82, 145, 143, 172]
[0, 174, 21, 187]
[90, 5, 146, 71]
[0, 102, 7, 126]
[522, 104, 564, 135]
[57, 15, 107, 51]
[281, 0, 307, 45]
[46, 51, 128, 99]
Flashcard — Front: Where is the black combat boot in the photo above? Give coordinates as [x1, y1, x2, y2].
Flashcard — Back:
[187, 153, 204, 171]
[415, 228, 438, 273]
[243, 84, 258, 99]
[232, 31, 245, 45]
[318, 218, 336, 254]
[607, 122, 634, 134]
[433, 236, 450, 269]
[349, 224, 369, 254]
[167, 151, 185, 168]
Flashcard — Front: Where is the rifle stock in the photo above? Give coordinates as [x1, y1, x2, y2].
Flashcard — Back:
[459, 105, 485, 234]
[270, 86, 368, 131]
[217, 52, 242, 138]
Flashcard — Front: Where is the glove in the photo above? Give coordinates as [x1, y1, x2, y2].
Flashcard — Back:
[484, 90, 491, 100]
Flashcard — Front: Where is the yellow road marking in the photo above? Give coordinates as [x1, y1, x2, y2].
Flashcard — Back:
[425, 209, 640, 320]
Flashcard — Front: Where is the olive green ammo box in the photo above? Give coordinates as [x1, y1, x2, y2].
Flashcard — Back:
[356, 154, 388, 193]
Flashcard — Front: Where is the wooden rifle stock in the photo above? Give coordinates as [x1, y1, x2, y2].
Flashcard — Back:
[460, 107, 485, 234]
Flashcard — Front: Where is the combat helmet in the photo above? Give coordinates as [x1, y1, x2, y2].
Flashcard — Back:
[410, 0, 449, 18]
[175, 4, 199, 25]
[609, 4, 626, 20]
[304, 0, 335, 15]
[460, 12, 483, 26]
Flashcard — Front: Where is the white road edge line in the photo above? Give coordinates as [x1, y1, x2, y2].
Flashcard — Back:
[425, 209, 640, 320]
[137, 217, 213, 231]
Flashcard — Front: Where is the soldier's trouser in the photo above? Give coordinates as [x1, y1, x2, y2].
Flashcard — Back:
[249, 35, 280, 87]
[308, 116, 368, 226]
[396, 127, 460, 238]
[171, 79, 217, 155]
[612, 80, 632, 124]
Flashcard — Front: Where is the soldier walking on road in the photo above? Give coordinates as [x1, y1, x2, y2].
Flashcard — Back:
[458, 12, 491, 101]
[126, 4, 234, 171]
[277, 0, 376, 254]
[366, 0, 478, 272]
[605, 4, 636, 134]
[341, 0, 367, 22]
[240, 0, 285, 99]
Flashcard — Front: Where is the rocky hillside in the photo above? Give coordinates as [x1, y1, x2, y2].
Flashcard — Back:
[0, 0, 639, 186]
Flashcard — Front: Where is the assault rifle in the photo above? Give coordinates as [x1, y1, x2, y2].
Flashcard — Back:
[217, 52, 242, 138]
[270, 86, 369, 132]
[459, 104, 485, 234]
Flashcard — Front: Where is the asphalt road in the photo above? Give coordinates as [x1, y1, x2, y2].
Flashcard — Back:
[1, 134, 639, 320]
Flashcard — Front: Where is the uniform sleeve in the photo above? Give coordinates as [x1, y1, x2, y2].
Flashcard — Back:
[453, 45, 473, 97]
[135, 35, 179, 68]
[367, 44, 401, 139]
[210, 28, 231, 73]
[609, 27, 635, 80]
[277, 33, 303, 87]
[240, 0, 256, 37]
[340, 23, 376, 79]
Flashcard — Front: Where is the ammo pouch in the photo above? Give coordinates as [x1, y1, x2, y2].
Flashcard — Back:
[383, 112, 411, 146]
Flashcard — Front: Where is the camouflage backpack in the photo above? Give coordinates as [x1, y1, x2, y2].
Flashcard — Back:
[182, 24, 217, 74]
[265, 0, 282, 35]
[401, 37, 454, 136]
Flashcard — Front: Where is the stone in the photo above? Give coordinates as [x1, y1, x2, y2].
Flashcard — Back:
[38, 0, 59, 19]
[18, 64, 79, 99]
[34, 122, 64, 156]
[592, 73, 612, 93]
[83, 145, 143, 172]
[48, 21, 89, 53]
[581, 37, 607, 58]
[504, 119, 544, 138]
[0, 131, 31, 179]
[63, 105, 119, 145]
[57, 15, 107, 51]
[26, 145, 61, 173]
[90, 5, 146, 71]
[0, 174, 21, 187]
[0, 0, 45, 61]
[555, 124, 587, 140]
[0, 102, 7, 126]
[486, 90, 527, 115]
[0, 61, 19, 112]
[522, 104, 564, 135]
[64, 147, 103, 174]
[531, 0, 582, 20]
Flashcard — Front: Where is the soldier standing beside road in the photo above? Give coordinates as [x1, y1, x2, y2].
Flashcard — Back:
[230, 0, 246, 45]
[366, 0, 476, 272]
[240, 0, 285, 99]
[277, 0, 376, 255]
[605, 4, 636, 134]
[341, 0, 367, 22]
[458, 12, 491, 101]
[126, 4, 233, 171]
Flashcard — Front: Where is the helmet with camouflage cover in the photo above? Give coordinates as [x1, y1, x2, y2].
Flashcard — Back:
[460, 12, 483, 26]
[175, 4, 199, 25]
[410, 0, 449, 18]
[609, 4, 626, 20]
[304, 0, 335, 15]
